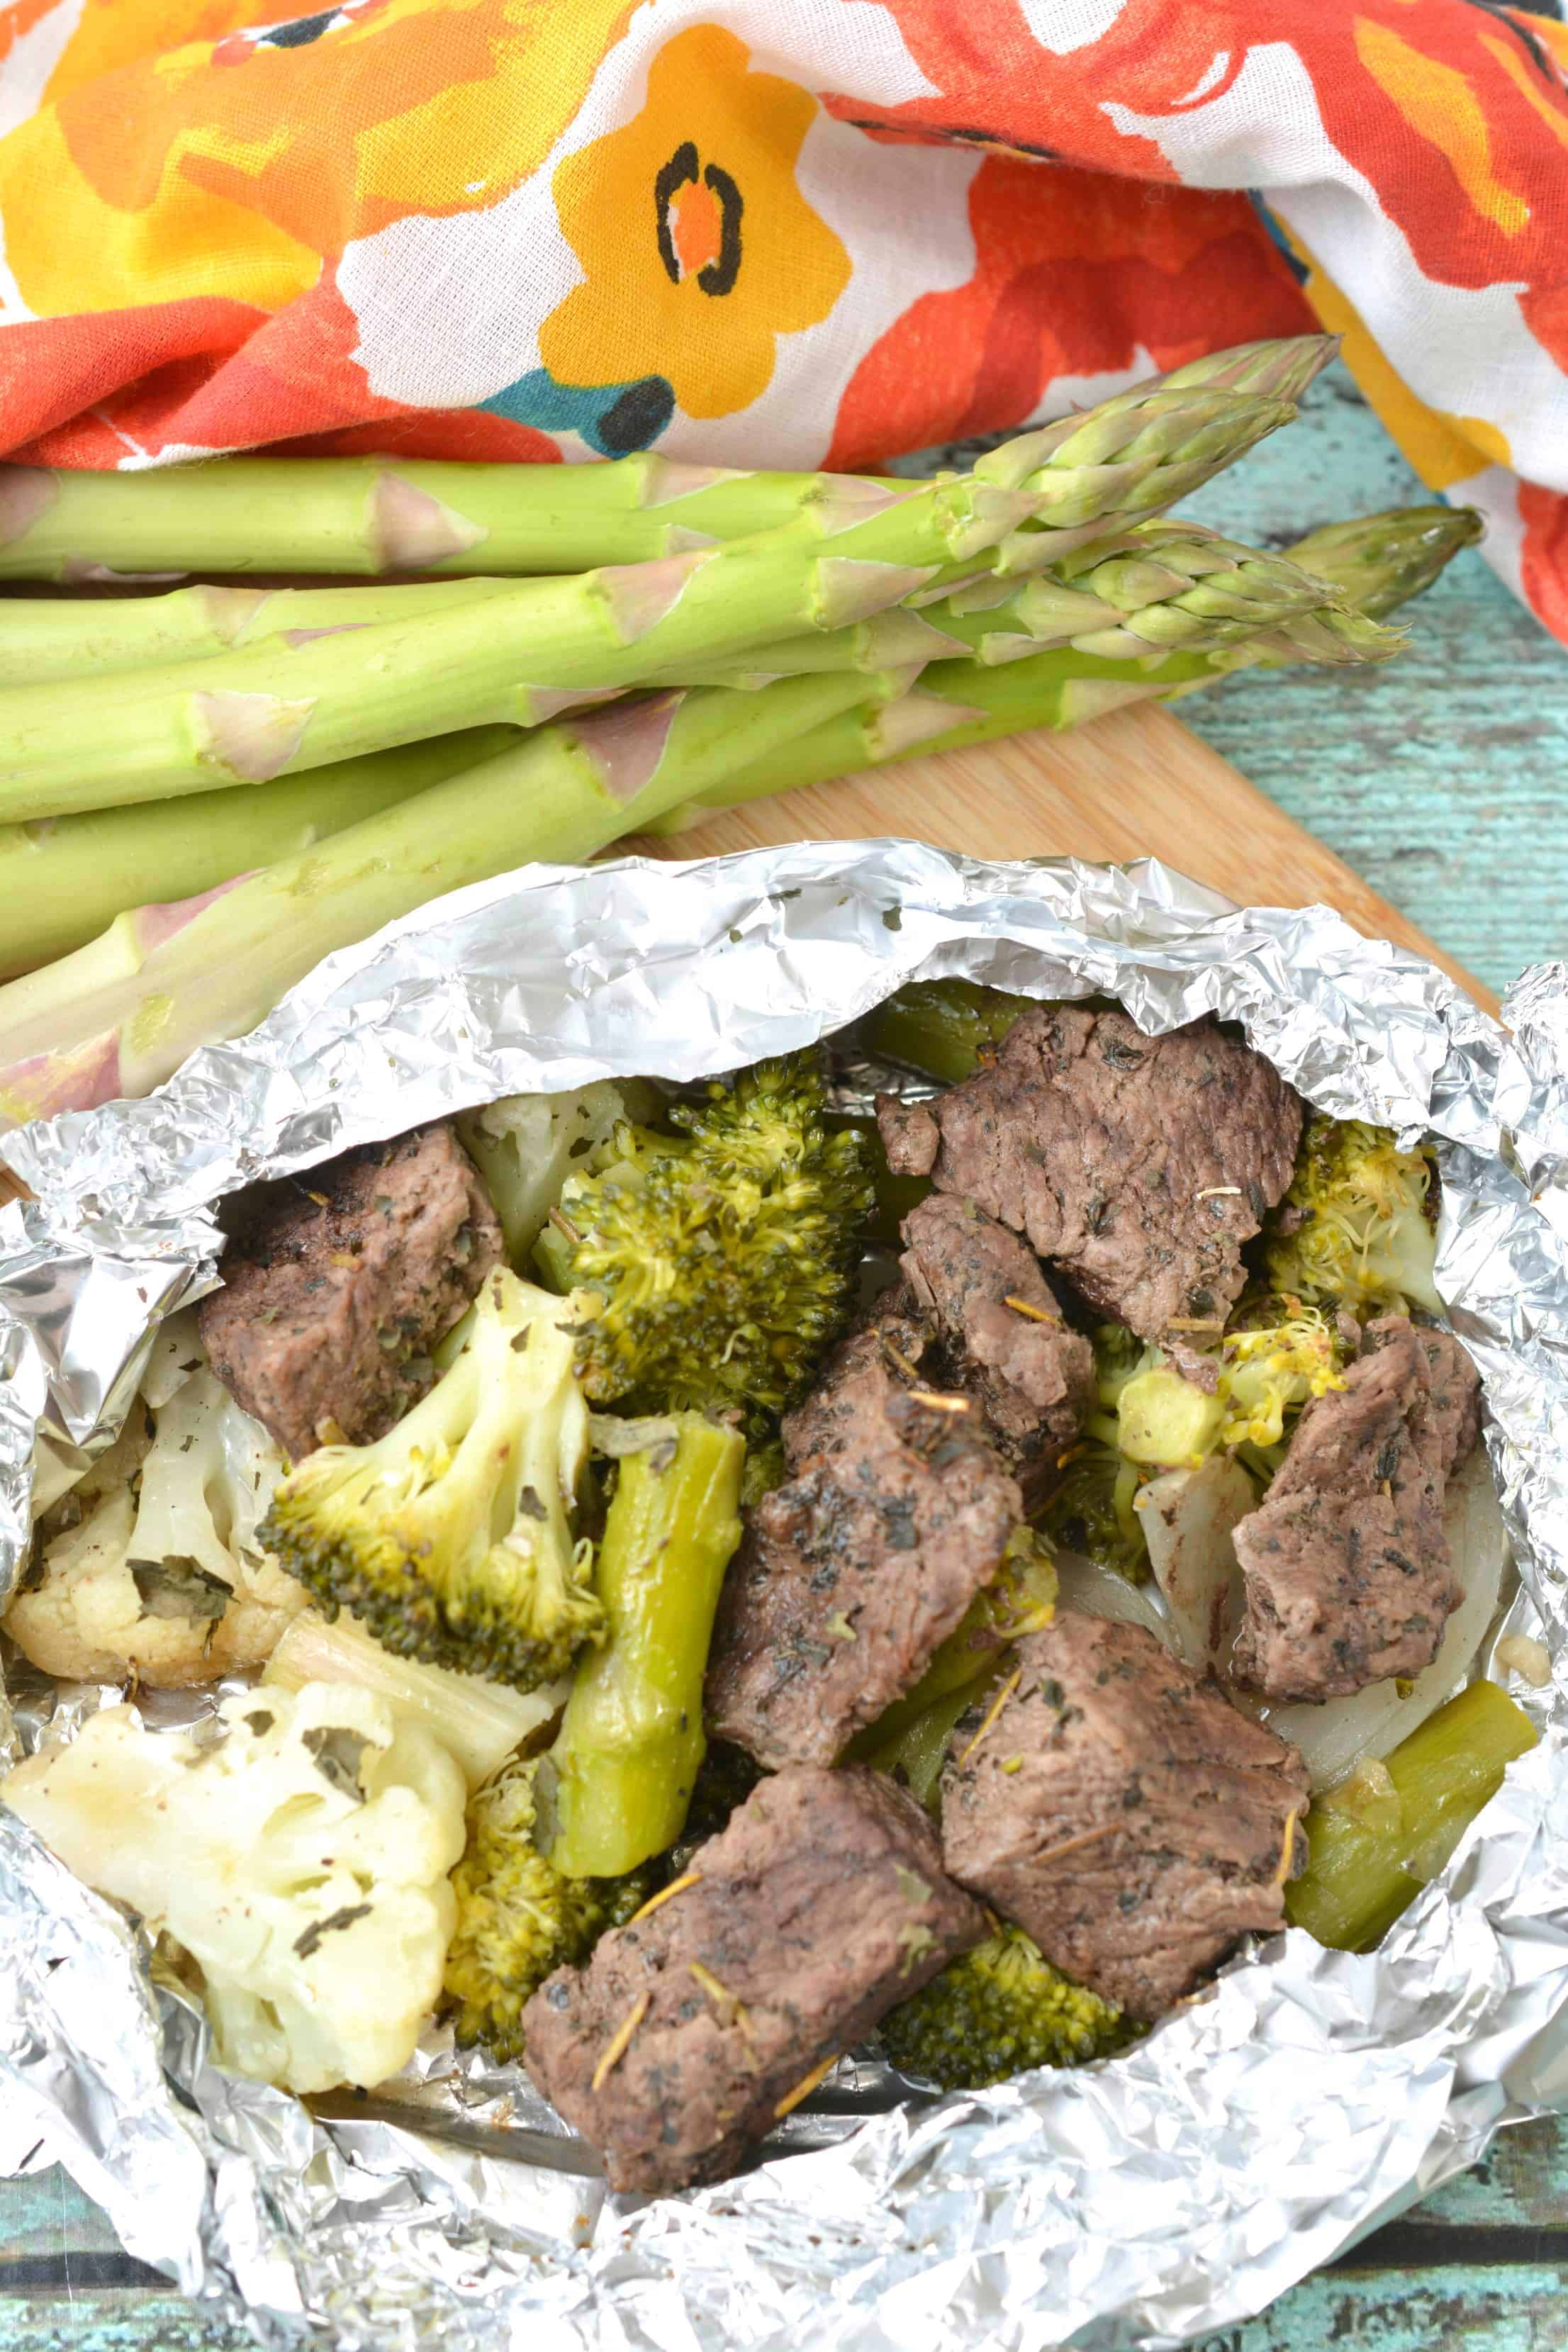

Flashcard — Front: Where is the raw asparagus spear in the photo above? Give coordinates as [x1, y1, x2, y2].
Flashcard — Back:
[0, 729, 513, 980]
[0, 664, 910, 1124]
[0, 578, 520, 688]
[0, 393, 1299, 822]
[540, 1413, 746, 1878]
[674, 521, 1404, 683]
[0, 335, 1334, 583]
[0, 504, 1469, 987]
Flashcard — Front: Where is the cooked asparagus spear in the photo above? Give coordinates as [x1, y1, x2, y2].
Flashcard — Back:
[1284, 1679, 1537, 1951]
[0, 335, 1333, 583]
[540, 1413, 745, 1878]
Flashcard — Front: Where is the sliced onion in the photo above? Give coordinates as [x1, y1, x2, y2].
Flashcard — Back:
[1248, 1450, 1513, 1791]
[1052, 1547, 1172, 1643]
[1135, 1456, 1255, 1676]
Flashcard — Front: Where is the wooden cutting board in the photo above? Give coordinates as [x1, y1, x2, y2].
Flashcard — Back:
[628, 700, 1497, 1016]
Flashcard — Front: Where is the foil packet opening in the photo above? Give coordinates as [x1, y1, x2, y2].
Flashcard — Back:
[1, 843, 1567, 2352]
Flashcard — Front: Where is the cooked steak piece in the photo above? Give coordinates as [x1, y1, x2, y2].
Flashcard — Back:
[941, 1613, 1306, 2020]
[705, 1301, 1022, 1768]
[898, 1194, 1094, 1503]
[199, 1120, 503, 1460]
[1230, 1315, 1479, 1702]
[523, 1764, 985, 2193]
[877, 1007, 1302, 1345]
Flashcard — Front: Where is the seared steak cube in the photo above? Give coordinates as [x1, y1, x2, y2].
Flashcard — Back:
[899, 1194, 1095, 1503]
[878, 1008, 1302, 1345]
[1231, 1315, 1479, 1702]
[705, 1302, 1022, 1768]
[200, 1120, 503, 1460]
[522, 1764, 985, 2193]
[941, 1614, 1306, 2020]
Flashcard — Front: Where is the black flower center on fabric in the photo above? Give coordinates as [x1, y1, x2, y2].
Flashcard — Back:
[654, 142, 744, 296]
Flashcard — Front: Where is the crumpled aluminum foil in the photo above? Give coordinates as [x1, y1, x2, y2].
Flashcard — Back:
[2, 840, 1567, 2352]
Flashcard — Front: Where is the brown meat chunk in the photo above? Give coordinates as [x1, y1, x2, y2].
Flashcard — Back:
[523, 1765, 985, 2193]
[199, 1120, 503, 1460]
[898, 1194, 1094, 1503]
[877, 1007, 1302, 1343]
[941, 1614, 1306, 2020]
[1230, 1316, 1479, 1703]
[705, 1301, 1022, 1768]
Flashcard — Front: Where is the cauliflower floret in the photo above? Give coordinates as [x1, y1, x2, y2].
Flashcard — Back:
[2, 1681, 467, 2093]
[8, 1322, 306, 1686]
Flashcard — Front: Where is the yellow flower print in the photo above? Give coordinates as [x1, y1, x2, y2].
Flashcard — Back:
[539, 23, 851, 422]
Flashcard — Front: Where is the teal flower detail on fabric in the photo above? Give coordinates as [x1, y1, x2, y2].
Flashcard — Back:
[481, 369, 675, 456]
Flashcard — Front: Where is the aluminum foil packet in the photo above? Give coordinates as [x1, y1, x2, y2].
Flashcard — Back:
[1, 839, 1567, 2352]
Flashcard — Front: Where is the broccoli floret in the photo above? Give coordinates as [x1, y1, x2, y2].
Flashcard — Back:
[455, 1081, 655, 1267]
[1218, 1297, 1348, 1446]
[262, 1268, 603, 1690]
[1262, 1115, 1440, 1318]
[880, 1921, 1133, 2089]
[536, 1054, 874, 1431]
[443, 1756, 654, 2063]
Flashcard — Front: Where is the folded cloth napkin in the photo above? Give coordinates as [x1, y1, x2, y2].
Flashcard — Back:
[0, 0, 1564, 637]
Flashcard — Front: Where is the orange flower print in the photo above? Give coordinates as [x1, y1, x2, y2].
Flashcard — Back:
[539, 23, 852, 422]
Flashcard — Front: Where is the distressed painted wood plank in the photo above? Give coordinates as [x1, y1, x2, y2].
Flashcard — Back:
[0, 2291, 249, 2351]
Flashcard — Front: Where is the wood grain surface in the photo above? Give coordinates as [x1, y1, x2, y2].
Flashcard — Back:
[627, 694, 1496, 1011]
[2, 362, 1564, 2352]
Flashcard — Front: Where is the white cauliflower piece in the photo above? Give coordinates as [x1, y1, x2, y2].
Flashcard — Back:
[455, 1080, 651, 1265]
[2, 1681, 466, 2093]
[8, 1321, 306, 1686]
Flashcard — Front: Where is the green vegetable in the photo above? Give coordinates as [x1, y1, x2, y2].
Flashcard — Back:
[541, 1411, 744, 1878]
[866, 978, 1038, 1087]
[443, 1754, 654, 2063]
[1251, 503, 1483, 622]
[0, 665, 889, 1128]
[1217, 1299, 1348, 1446]
[880, 1921, 1133, 2088]
[0, 342, 1327, 585]
[683, 517, 1404, 685]
[1286, 1679, 1538, 1951]
[866, 1671, 999, 1813]
[1116, 1365, 1227, 1467]
[1262, 1114, 1441, 1318]
[537, 1055, 874, 1430]
[261, 1269, 603, 1691]
[0, 727, 511, 983]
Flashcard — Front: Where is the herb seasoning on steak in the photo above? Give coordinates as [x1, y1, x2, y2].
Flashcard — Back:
[940, 1613, 1307, 2020]
[522, 1764, 985, 2193]
[1230, 1314, 1480, 1703]
[877, 1007, 1303, 1345]
[704, 1299, 1022, 1768]
[897, 1194, 1095, 1504]
[199, 1120, 503, 1461]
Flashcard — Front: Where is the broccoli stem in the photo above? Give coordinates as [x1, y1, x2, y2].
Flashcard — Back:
[0, 342, 1328, 583]
[1285, 1679, 1538, 1951]
[544, 1413, 744, 1878]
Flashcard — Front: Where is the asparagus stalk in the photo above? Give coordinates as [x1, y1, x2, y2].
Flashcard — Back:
[540, 1413, 745, 1878]
[0, 729, 512, 980]
[1284, 1679, 1537, 1951]
[0, 578, 522, 688]
[5, 394, 1289, 822]
[0, 504, 1467, 993]
[0, 664, 906, 1124]
[866, 980, 1036, 1087]
[0, 336, 1333, 584]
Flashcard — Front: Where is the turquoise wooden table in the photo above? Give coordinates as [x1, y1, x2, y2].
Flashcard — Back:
[3, 363, 1566, 2351]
